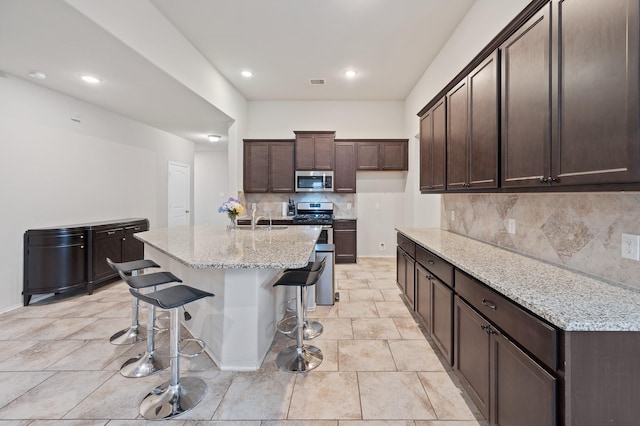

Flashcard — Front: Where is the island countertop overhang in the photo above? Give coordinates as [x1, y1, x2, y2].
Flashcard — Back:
[134, 225, 321, 269]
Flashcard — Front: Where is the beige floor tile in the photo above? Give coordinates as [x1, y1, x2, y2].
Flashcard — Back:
[184, 421, 259, 426]
[0, 340, 39, 364]
[108, 420, 186, 425]
[367, 278, 399, 289]
[338, 340, 396, 371]
[347, 289, 385, 302]
[346, 271, 376, 280]
[309, 304, 339, 318]
[337, 302, 378, 318]
[16, 318, 99, 341]
[388, 340, 446, 372]
[47, 339, 131, 371]
[0, 370, 114, 419]
[263, 421, 337, 426]
[418, 372, 477, 420]
[0, 371, 54, 408]
[380, 289, 404, 302]
[352, 318, 401, 340]
[339, 421, 415, 426]
[66, 317, 134, 340]
[310, 339, 338, 372]
[414, 421, 483, 426]
[30, 421, 109, 426]
[288, 372, 361, 419]
[314, 317, 354, 340]
[0, 340, 87, 371]
[212, 370, 295, 420]
[394, 317, 428, 340]
[163, 370, 236, 421]
[337, 279, 370, 290]
[0, 317, 56, 340]
[375, 301, 413, 318]
[358, 372, 436, 420]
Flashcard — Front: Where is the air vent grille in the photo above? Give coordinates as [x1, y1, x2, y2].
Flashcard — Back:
[309, 78, 326, 85]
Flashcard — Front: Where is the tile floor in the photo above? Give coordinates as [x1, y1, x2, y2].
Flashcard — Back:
[0, 257, 484, 425]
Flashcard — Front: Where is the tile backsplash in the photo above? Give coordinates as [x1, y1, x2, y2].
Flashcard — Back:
[442, 193, 640, 290]
[242, 192, 356, 219]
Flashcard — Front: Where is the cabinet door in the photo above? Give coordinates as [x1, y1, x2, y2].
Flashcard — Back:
[553, 0, 640, 186]
[334, 220, 357, 263]
[432, 277, 453, 365]
[244, 142, 270, 192]
[403, 254, 415, 309]
[447, 79, 469, 190]
[295, 134, 315, 170]
[357, 142, 380, 170]
[269, 142, 295, 192]
[432, 99, 447, 191]
[415, 263, 432, 330]
[468, 52, 499, 189]
[334, 142, 356, 192]
[396, 246, 407, 294]
[381, 141, 408, 170]
[313, 134, 335, 170]
[92, 228, 124, 282]
[454, 296, 490, 420]
[420, 111, 434, 191]
[491, 331, 556, 426]
[501, 5, 552, 188]
[122, 224, 146, 262]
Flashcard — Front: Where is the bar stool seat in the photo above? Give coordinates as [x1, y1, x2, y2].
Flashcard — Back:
[273, 258, 325, 373]
[130, 284, 214, 420]
[277, 260, 324, 339]
[117, 270, 182, 378]
[107, 257, 161, 345]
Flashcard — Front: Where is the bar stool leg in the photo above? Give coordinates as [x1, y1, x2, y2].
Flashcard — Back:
[139, 307, 207, 420]
[275, 286, 323, 373]
[110, 270, 146, 345]
[301, 286, 323, 339]
[120, 286, 169, 377]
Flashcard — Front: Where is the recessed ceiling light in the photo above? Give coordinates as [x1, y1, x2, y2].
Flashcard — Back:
[241, 70, 253, 78]
[208, 135, 221, 142]
[345, 70, 357, 78]
[28, 71, 47, 80]
[80, 75, 101, 84]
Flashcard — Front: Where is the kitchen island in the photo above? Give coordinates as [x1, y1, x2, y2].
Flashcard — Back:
[134, 224, 321, 371]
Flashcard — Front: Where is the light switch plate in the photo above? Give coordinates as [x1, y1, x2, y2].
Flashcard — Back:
[621, 233, 640, 261]
[508, 218, 516, 234]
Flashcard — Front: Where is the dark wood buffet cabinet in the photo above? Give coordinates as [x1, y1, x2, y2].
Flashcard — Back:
[397, 231, 640, 426]
[420, 0, 640, 193]
[23, 218, 148, 306]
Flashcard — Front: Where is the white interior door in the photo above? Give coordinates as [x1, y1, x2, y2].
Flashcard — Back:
[168, 161, 190, 227]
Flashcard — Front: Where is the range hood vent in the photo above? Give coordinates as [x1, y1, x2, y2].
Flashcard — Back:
[309, 78, 326, 85]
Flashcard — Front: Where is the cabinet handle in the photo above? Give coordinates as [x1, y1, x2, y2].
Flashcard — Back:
[427, 260, 435, 265]
[549, 177, 559, 183]
[133, 227, 141, 231]
[80, 245, 84, 249]
[482, 298, 497, 310]
[480, 324, 492, 335]
[539, 177, 548, 184]
[107, 231, 116, 235]
[122, 237, 126, 241]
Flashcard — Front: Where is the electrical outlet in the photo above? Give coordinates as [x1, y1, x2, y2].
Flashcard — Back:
[379, 242, 386, 251]
[508, 218, 516, 234]
[621, 233, 640, 261]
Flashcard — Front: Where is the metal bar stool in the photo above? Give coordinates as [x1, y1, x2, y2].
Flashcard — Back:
[106, 257, 161, 345]
[116, 269, 183, 378]
[277, 260, 324, 339]
[272, 258, 326, 373]
[130, 284, 214, 420]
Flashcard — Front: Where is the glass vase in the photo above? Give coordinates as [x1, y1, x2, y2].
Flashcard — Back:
[228, 215, 237, 230]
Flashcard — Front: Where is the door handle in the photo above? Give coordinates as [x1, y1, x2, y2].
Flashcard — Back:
[185, 210, 190, 213]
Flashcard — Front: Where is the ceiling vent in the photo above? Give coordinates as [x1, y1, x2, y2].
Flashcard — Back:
[309, 78, 326, 85]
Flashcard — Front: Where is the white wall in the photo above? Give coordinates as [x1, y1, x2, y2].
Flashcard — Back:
[248, 100, 406, 257]
[194, 150, 229, 227]
[0, 75, 194, 312]
[403, 0, 532, 228]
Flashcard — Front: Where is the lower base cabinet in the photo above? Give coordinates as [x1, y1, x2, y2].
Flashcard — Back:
[396, 246, 415, 308]
[334, 219, 357, 263]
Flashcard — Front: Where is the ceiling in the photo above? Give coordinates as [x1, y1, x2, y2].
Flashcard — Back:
[0, 0, 476, 147]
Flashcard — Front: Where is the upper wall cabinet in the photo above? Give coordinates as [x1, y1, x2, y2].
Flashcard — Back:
[356, 140, 409, 171]
[502, 0, 640, 188]
[447, 51, 499, 190]
[334, 141, 357, 193]
[294, 131, 335, 170]
[243, 139, 295, 193]
[420, 97, 447, 192]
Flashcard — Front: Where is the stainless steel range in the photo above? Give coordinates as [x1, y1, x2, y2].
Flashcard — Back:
[293, 202, 334, 243]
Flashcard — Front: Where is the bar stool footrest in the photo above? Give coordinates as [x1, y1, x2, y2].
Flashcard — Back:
[178, 338, 206, 358]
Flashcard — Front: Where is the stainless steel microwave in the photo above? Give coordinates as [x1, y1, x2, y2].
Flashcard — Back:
[295, 171, 334, 192]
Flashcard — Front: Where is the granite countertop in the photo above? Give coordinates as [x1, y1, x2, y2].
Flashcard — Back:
[135, 225, 320, 269]
[396, 228, 640, 332]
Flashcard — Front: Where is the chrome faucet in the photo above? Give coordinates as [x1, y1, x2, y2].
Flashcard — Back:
[251, 207, 263, 231]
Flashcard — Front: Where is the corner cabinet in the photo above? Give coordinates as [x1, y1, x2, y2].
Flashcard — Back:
[334, 219, 357, 263]
[294, 131, 335, 171]
[23, 218, 148, 305]
[243, 139, 295, 193]
[420, 97, 446, 192]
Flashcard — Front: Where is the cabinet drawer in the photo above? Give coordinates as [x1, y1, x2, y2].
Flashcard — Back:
[95, 228, 124, 240]
[416, 245, 453, 287]
[333, 219, 356, 230]
[397, 233, 416, 258]
[124, 224, 148, 235]
[27, 232, 85, 247]
[455, 270, 556, 371]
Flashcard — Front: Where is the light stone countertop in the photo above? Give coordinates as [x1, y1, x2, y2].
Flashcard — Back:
[396, 228, 640, 331]
[135, 224, 321, 269]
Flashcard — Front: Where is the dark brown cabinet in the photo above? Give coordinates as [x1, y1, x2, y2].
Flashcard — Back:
[243, 140, 295, 193]
[23, 218, 148, 305]
[396, 233, 416, 308]
[294, 131, 335, 170]
[333, 141, 356, 193]
[501, 0, 640, 188]
[420, 97, 446, 192]
[447, 52, 499, 190]
[334, 219, 357, 263]
[356, 140, 408, 171]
